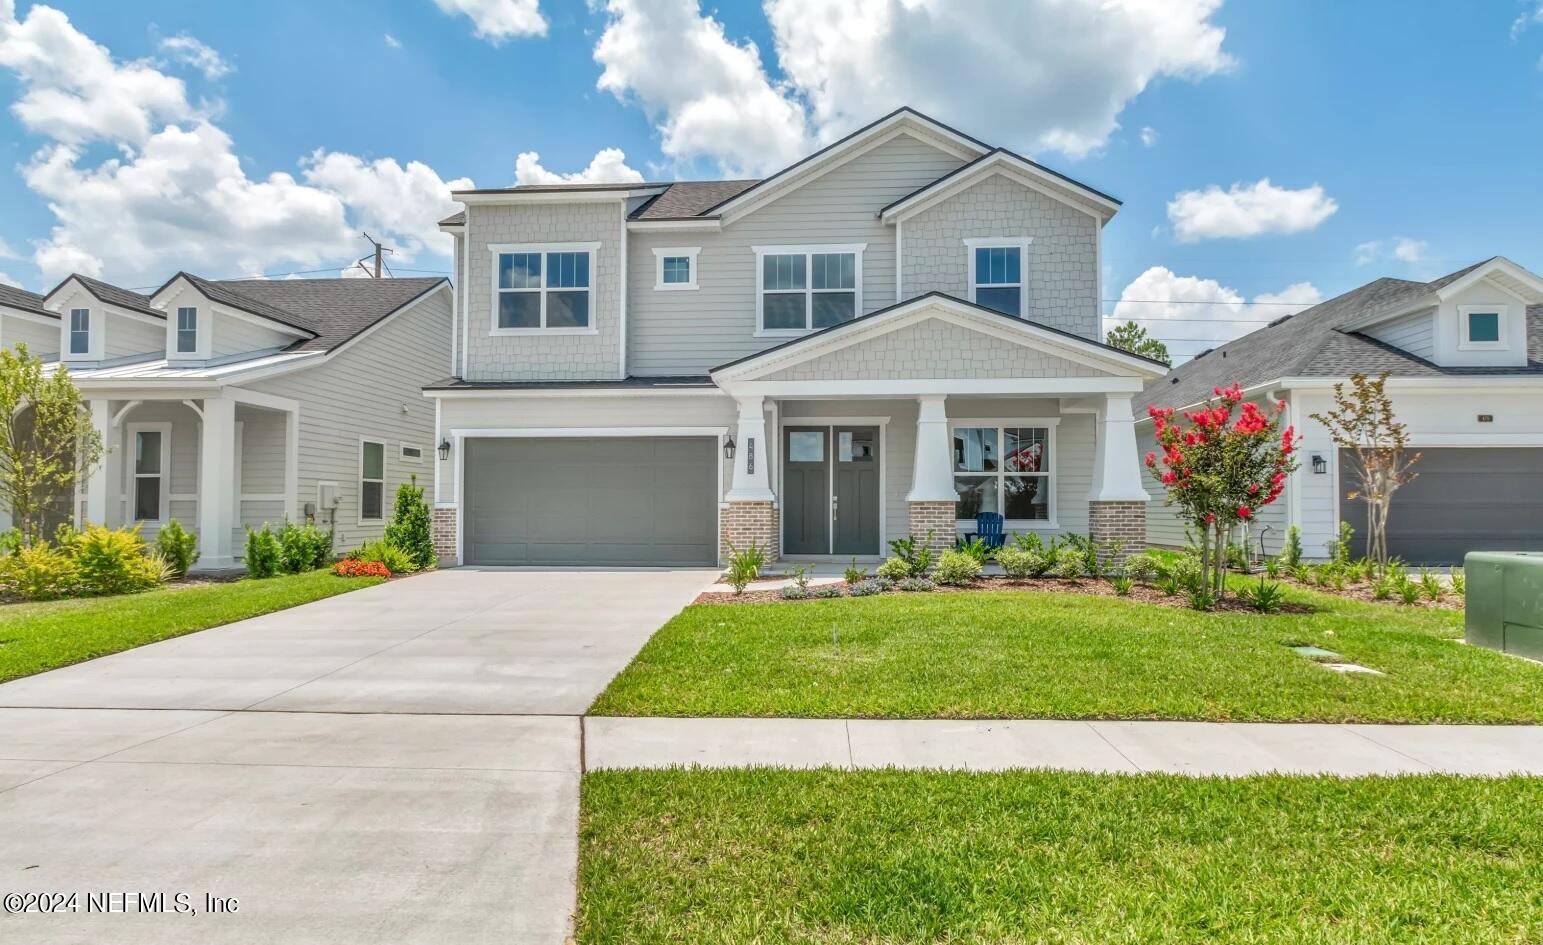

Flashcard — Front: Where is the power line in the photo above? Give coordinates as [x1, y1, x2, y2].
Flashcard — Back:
[1102, 298, 1314, 306]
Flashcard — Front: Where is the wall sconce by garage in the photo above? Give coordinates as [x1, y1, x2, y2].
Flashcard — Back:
[438, 438, 452, 462]
[722, 434, 736, 460]
[1311, 454, 1328, 475]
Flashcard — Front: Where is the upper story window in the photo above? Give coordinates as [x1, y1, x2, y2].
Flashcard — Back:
[965, 238, 1031, 317]
[175, 307, 198, 354]
[755, 244, 865, 335]
[69, 308, 90, 355]
[653, 247, 699, 291]
[491, 242, 600, 334]
[1460, 305, 1506, 349]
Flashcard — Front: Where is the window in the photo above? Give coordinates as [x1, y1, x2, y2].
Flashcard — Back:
[399, 444, 423, 465]
[69, 308, 90, 355]
[491, 242, 600, 332]
[965, 238, 1030, 317]
[360, 439, 385, 522]
[653, 247, 699, 290]
[130, 427, 167, 522]
[176, 306, 198, 353]
[1460, 306, 1505, 349]
[951, 423, 1054, 523]
[755, 244, 864, 333]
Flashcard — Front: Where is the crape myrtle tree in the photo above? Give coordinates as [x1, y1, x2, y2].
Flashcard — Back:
[1145, 384, 1298, 599]
[0, 344, 104, 543]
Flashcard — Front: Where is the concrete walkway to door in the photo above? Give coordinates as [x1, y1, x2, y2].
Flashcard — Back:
[0, 568, 711, 945]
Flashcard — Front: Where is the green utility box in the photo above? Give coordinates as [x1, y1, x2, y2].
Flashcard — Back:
[1465, 552, 1543, 661]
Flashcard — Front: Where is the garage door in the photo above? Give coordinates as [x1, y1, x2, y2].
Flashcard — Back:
[1343, 447, 1543, 565]
[463, 437, 717, 567]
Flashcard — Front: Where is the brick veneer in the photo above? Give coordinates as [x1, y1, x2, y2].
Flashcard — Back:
[432, 506, 458, 567]
[720, 501, 778, 564]
[1088, 500, 1146, 560]
[906, 501, 957, 557]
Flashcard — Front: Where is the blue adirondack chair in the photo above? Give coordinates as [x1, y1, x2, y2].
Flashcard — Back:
[966, 512, 1006, 550]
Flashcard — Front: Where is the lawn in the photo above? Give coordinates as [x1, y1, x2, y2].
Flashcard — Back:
[589, 586, 1543, 722]
[0, 570, 384, 683]
[578, 768, 1543, 945]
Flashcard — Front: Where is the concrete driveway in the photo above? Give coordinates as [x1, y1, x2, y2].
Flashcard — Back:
[0, 568, 711, 945]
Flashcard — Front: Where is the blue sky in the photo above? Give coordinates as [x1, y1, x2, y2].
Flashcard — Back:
[1, 0, 1540, 357]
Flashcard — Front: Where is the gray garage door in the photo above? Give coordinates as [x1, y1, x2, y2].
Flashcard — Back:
[1343, 447, 1543, 565]
[464, 437, 717, 566]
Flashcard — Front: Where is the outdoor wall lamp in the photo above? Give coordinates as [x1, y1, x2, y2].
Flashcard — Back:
[722, 434, 736, 460]
[1311, 454, 1327, 475]
[438, 438, 452, 462]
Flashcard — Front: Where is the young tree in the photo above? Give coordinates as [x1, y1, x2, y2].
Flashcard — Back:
[384, 474, 435, 570]
[1146, 384, 1298, 599]
[0, 344, 104, 543]
[1309, 372, 1418, 572]
[1105, 321, 1172, 366]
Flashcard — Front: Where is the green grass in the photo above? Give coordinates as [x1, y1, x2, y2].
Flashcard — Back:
[0, 570, 384, 682]
[579, 768, 1543, 945]
[590, 586, 1543, 722]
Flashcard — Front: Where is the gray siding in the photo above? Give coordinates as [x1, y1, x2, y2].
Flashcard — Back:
[1364, 307, 1435, 361]
[105, 313, 165, 360]
[248, 287, 452, 550]
[463, 202, 623, 381]
[212, 313, 297, 359]
[903, 173, 1100, 339]
[1, 313, 60, 358]
[626, 132, 967, 376]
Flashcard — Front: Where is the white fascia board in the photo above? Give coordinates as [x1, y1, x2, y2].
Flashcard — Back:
[881, 153, 1119, 224]
[454, 188, 664, 206]
[1434, 257, 1543, 303]
[626, 218, 723, 232]
[423, 386, 724, 399]
[725, 377, 1146, 398]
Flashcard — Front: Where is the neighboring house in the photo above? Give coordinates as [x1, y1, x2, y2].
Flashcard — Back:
[0, 283, 62, 533]
[32, 272, 452, 569]
[427, 108, 1166, 568]
[1138, 257, 1543, 565]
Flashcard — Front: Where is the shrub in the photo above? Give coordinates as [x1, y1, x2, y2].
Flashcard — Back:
[384, 475, 435, 571]
[276, 521, 333, 574]
[1185, 585, 1215, 611]
[1049, 547, 1086, 581]
[244, 525, 282, 578]
[725, 541, 767, 594]
[74, 524, 164, 596]
[995, 546, 1037, 579]
[1450, 567, 1465, 597]
[1418, 567, 1444, 601]
[332, 558, 389, 578]
[0, 542, 79, 600]
[896, 577, 935, 592]
[888, 532, 935, 577]
[1110, 574, 1134, 596]
[876, 556, 912, 581]
[1371, 577, 1394, 600]
[351, 540, 414, 575]
[809, 584, 843, 599]
[1121, 551, 1163, 583]
[1327, 520, 1355, 567]
[0, 527, 20, 556]
[155, 518, 199, 577]
[1061, 533, 1101, 576]
[1397, 579, 1421, 605]
[954, 537, 992, 565]
[843, 558, 867, 585]
[1013, 532, 1045, 553]
[846, 578, 889, 597]
[778, 585, 809, 601]
[932, 549, 982, 586]
[1282, 524, 1303, 568]
[1237, 578, 1288, 613]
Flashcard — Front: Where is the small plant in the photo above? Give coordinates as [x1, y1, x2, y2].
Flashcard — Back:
[74, 524, 164, 595]
[276, 521, 333, 574]
[1237, 577, 1287, 613]
[0, 542, 79, 600]
[788, 563, 811, 591]
[1120, 551, 1162, 583]
[1156, 573, 1182, 596]
[244, 525, 282, 578]
[1110, 574, 1134, 596]
[725, 541, 767, 594]
[896, 577, 935, 592]
[1282, 525, 1303, 568]
[1450, 567, 1465, 597]
[1225, 541, 1250, 573]
[155, 519, 200, 577]
[1185, 585, 1215, 611]
[1049, 546, 1086, 581]
[954, 536, 992, 565]
[383, 475, 434, 571]
[1013, 532, 1045, 553]
[888, 532, 935, 577]
[876, 556, 911, 581]
[1397, 578, 1421, 605]
[779, 585, 809, 601]
[1264, 556, 1282, 579]
[1370, 575, 1394, 600]
[995, 546, 1037, 579]
[843, 558, 867, 585]
[1061, 533, 1101, 577]
[846, 578, 889, 597]
[0, 527, 20, 557]
[1327, 520, 1355, 567]
[1289, 562, 1311, 583]
[1418, 567, 1444, 601]
[932, 549, 982, 586]
[809, 584, 843, 599]
[332, 558, 390, 578]
[351, 540, 414, 575]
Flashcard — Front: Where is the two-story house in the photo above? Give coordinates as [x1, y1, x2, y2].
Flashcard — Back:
[30, 272, 452, 568]
[1139, 256, 1543, 564]
[427, 108, 1166, 568]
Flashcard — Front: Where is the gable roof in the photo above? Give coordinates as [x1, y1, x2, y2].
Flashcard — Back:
[880, 147, 1121, 221]
[0, 283, 53, 318]
[200, 277, 448, 352]
[1138, 261, 1543, 415]
[631, 180, 760, 220]
[48, 274, 162, 317]
[159, 272, 318, 338]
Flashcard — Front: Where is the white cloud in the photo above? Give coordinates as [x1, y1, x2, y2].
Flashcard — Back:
[1166, 178, 1338, 242]
[513, 147, 645, 185]
[1353, 236, 1429, 268]
[1393, 237, 1429, 264]
[1139, 126, 1158, 147]
[384, 33, 402, 49]
[301, 151, 472, 260]
[0, 271, 20, 288]
[1110, 266, 1320, 359]
[158, 33, 232, 80]
[1354, 240, 1382, 266]
[431, 0, 547, 43]
[592, 0, 809, 176]
[1512, 3, 1543, 39]
[0, 237, 17, 259]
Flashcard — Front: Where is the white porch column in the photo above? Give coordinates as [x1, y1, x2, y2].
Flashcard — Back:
[1089, 394, 1150, 502]
[725, 395, 775, 501]
[284, 407, 300, 523]
[197, 396, 238, 568]
[83, 399, 113, 526]
[905, 394, 956, 502]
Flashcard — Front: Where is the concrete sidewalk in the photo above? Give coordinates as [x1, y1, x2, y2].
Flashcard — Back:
[585, 717, 1543, 776]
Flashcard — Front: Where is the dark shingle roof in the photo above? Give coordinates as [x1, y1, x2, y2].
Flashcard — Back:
[439, 211, 465, 227]
[0, 283, 52, 317]
[1138, 260, 1542, 414]
[631, 180, 760, 220]
[69, 274, 161, 317]
[205, 277, 448, 352]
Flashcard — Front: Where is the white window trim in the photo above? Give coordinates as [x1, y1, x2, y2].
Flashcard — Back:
[358, 437, 387, 525]
[66, 307, 92, 359]
[174, 306, 199, 355]
[488, 241, 602, 336]
[124, 421, 173, 524]
[1458, 304, 1508, 351]
[652, 246, 700, 291]
[399, 443, 424, 465]
[948, 417, 1059, 529]
[964, 237, 1032, 318]
[753, 243, 866, 337]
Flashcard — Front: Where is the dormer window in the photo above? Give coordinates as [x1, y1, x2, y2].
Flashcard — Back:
[176, 307, 198, 353]
[69, 308, 90, 355]
[1459, 305, 1507, 350]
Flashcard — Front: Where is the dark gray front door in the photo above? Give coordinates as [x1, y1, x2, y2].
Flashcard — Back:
[463, 436, 716, 566]
[783, 425, 881, 555]
[1342, 447, 1543, 565]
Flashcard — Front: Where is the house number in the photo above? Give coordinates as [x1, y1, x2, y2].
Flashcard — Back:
[747, 438, 755, 474]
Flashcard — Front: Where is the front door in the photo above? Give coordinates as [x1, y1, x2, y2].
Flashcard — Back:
[782, 425, 881, 556]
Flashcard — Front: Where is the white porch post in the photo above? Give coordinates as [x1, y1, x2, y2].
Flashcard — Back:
[725, 395, 774, 501]
[83, 398, 113, 526]
[284, 407, 300, 523]
[197, 396, 238, 568]
[1089, 394, 1150, 502]
[906, 394, 955, 502]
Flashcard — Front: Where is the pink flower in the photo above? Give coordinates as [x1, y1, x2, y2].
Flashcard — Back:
[1144, 451, 1157, 468]
[1237, 506, 1253, 519]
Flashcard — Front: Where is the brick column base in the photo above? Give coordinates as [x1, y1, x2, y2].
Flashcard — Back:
[720, 501, 778, 564]
[1089, 500, 1147, 561]
[432, 506, 458, 567]
[906, 501, 957, 559]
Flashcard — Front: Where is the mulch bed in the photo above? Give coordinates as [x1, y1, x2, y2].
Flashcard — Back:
[1279, 577, 1462, 611]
